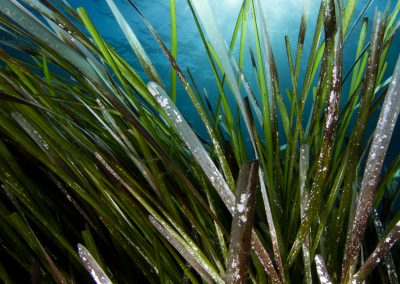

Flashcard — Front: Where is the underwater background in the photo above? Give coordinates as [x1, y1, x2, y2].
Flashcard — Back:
[67, 0, 400, 164]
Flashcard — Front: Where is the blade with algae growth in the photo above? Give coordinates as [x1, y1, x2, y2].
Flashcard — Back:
[226, 160, 259, 284]
[341, 53, 400, 283]
[78, 244, 113, 284]
[315, 254, 333, 284]
[147, 82, 235, 212]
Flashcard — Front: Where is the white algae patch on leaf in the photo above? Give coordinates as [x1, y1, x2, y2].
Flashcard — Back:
[315, 255, 332, 284]
[147, 82, 235, 211]
[78, 244, 113, 284]
[237, 193, 249, 214]
[226, 161, 259, 284]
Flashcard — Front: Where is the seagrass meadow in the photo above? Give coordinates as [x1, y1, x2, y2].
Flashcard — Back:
[0, 0, 399, 283]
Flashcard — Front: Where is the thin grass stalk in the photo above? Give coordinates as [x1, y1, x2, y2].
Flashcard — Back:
[252, 0, 281, 163]
[228, 1, 245, 52]
[311, 152, 348, 257]
[305, 57, 328, 154]
[188, 0, 257, 166]
[254, 0, 283, 201]
[185, 1, 238, 163]
[344, 0, 372, 43]
[282, 40, 296, 210]
[299, 3, 324, 110]
[375, 155, 400, 206]
[299, 144, 312, 283]
[186, 69, 218, 130]
[290, 3, 324, 216]
[385, 1, 400, 36]
[202, 175, 229, 263]
[235, 0, 250, 88]
[250, 234, 282, 284]
[245, 97, 284, 283]
[342, 41, 369, 87]
[342, 0, 359, 35]
[333, 17, 369, 163]
[287, 0, 343, 268]
[245, 99, 284, 283]
[295, 0, 310, 81]
[106, 49, 159, 108]
[77, 8, 138, 101]
[238, 67, 263, 125]
[104, 0, 164, 87]
[169, 0, 177, 103]
[249, 0, 273, 172]
[251, 2, 286, 279]
[283, 0, 310, 186]
[371, 209, 399, 283]
[275, 88, 291, 143]
[249, 4, 281, 222]
[81, 229, 106, 270]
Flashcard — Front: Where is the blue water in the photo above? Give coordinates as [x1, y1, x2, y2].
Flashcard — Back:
[65, 1, 400, 165]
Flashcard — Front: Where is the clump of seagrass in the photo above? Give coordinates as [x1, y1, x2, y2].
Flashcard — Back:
[0, 0, 399, 283]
